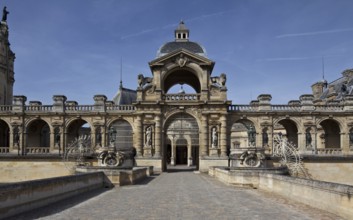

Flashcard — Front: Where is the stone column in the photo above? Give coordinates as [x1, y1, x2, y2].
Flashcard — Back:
[187, 144, 193, 166]
[22, 129, 27, 156]
[135, 115, 143, 157]
[341, 132, 349, 155]
[59, 126, 64, 155]
[50, 130, 55, 152]
[220, 115, 227, 157]
[297, 132, 305, 152]
[201, 115, 208, 157]
[101, 126, 106, 147]
[171, 139, 175, 166]
[154, 115, 161, 158]
[9, 130, 13, 152]
[63, 131, 68, 153]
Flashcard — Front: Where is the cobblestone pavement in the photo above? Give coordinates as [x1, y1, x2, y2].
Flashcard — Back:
[11, 171, 343, 220]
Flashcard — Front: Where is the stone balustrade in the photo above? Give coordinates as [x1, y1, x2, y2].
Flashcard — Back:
[162, 93, 200, 101]
[0, 105, 12, 111]
[26, 147, 50, 154]
[228, 105, 257, 111]
[271, 105, 301, 111]
[316, 148, 342, 155]
[314, 105, 344, 111]
[25, 105, 53, 112]
[0, 104, 136, 113]
[229, 104, 347, 112]
[106, 105, 136, 111]
[65, 105, 94, 111]
[0, 147, 9, 153]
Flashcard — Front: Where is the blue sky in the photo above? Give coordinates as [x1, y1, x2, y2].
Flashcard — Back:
[2, 0, 353, 104]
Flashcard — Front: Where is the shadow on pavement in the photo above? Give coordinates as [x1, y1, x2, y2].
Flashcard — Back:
[166, 165, 197, 173]
[7, 187, 110, 220]
[134, 174, 160, 185]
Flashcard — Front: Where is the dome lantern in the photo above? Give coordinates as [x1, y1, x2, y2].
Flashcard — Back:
[175, 20, 189, 42]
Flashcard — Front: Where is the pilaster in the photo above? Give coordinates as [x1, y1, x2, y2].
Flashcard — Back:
[154, 115, 161, 158]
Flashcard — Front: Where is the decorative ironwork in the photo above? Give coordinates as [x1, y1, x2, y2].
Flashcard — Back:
[273, 135, 310, 178]
[63, 135, 93, 171]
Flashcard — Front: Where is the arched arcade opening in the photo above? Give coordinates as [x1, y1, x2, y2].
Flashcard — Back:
[318, 119, 341, 149]
[275, 119, 298, 148]
[0, 120, 10, 152]
[26, 119, 50, 153]
[66, 119, 91, 148]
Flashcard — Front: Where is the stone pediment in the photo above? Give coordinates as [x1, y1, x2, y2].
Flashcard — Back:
[149, 49, 214, 71]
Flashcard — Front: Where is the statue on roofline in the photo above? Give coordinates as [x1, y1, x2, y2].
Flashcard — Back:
[2, 6, 9, 22]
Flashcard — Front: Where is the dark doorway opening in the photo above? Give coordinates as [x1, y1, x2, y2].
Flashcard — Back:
[176, 146, 187, 165]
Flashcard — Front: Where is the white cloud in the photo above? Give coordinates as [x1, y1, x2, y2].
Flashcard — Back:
[276, 28, 353, 38]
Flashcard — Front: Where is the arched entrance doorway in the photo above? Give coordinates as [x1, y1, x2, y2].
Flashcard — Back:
[164, 113, 199, 171]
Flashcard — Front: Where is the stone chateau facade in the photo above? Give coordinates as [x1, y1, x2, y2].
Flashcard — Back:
[1, 17, 353, 174]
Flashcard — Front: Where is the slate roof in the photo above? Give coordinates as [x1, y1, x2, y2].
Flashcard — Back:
[319, 69, 353, 100]
[112, 85, 137, 105]
[157, 41, 206, 58]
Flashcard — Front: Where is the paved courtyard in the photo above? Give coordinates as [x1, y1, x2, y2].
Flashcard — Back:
[11, 170, 342, 220]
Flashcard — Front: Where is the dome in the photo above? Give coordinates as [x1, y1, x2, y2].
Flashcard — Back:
[157, 41, 207, 58]
[156, 21, 207, 58]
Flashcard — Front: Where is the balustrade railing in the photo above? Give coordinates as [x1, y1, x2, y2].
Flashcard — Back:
[26, 147, 50, 154]
[228, 105, 257, 111]
[314, 105, 344, 112]
[0, 105, 12, 111]
[162, 94, 200, 101]
[106, 105, 136, 111]
[25, 105, 53, 112]
[271, 105, 300, 111]
[316, 148, 342, 155]
[0, 147, 9, 153]
[229, 104, 345, 112]
[65, 105, 94, 111]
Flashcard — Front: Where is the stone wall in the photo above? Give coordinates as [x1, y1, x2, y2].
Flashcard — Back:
[304, 161, 353, 185]
[0, 172, 106, 219]
[0, 160, 75, 183]
[210, 167, 353, 219]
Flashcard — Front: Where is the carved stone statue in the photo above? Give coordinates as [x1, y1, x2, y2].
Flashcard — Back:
[248, 125, 256, 146]
[109, 127, 117, 146]
[96, 128, 102, 147]
[137, 74, 153, 88]
[14, 128, 19, 146]
[145, 126, 152, 147]
[210, 73, 227, 88]
[211, 127, 218, 148]
[262, 130, 268, 146]
[306, 129, 312, 146]
[2, 7, 9, 22]
[350, 130, 353, 146]
[176, 54, 188, 67]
